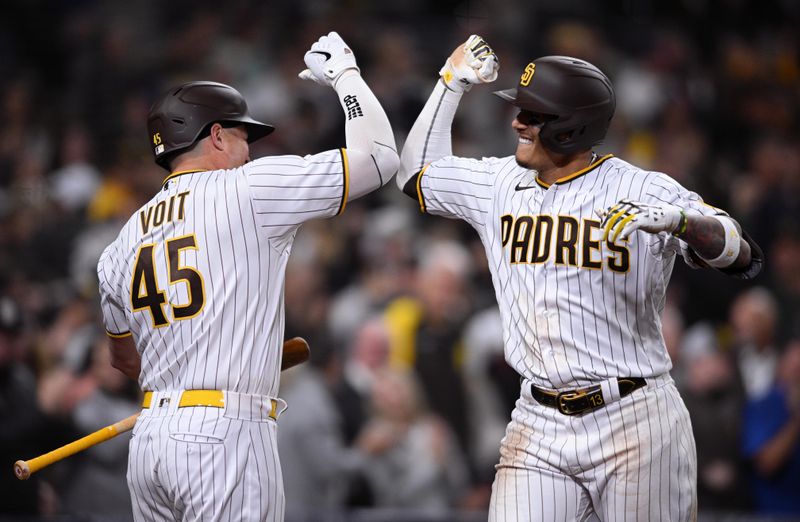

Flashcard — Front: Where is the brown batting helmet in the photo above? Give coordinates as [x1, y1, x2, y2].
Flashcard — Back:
[147, 81, 275, 169]
[493, 56, 615, 155]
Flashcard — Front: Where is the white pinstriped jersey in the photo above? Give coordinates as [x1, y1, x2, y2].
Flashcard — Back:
[98, 149, 349, 397]
[417, 153, 722, 389]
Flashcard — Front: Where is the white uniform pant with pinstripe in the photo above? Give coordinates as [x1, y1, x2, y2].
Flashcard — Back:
[127, 392, 284, 522]
[489, 375, 697, 522]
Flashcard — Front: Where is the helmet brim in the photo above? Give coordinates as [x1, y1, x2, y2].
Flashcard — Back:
[492, 88, 518, 104]
[241, 120, 275, 143]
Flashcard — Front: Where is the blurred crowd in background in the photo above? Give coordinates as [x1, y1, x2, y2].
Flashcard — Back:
[1, 0, 799, 520]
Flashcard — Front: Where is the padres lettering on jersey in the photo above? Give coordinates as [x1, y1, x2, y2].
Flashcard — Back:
[97, 149, 348, 397]
[499, 214, 630, 271]
[416, 153, 723, 388]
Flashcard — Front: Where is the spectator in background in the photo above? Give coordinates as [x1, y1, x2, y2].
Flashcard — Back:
[340, 315, 392, 444]
[741, 339, 800, 515]
[460, 306, 515, 491]
[283, 237, 333, 355]
[278, 341, 368, 519]
[729, 286, 780, 400]
[339, 316, 396, 507]
[384, 240, 474, 456]
[767, 228, 800, 343]
[680, 322, 750, 511]
[49, 125, 101, 215]
[0, 295, 45, 515]
[744, 137, 799, 256]
[59, 335, 139, 518]
[360, 367, 469, 513]
[327, 206, 416, 348]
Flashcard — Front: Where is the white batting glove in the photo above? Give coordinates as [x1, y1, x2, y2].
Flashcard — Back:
[439, 34, 499, 93]
[596, 199, 686, 242]
[299, 31, 360, 88]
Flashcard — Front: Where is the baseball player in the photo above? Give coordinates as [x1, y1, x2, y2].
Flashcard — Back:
[96, 32, 398, 521]
[396, 36, 763, 521]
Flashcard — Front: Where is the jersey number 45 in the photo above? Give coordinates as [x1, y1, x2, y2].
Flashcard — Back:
[130, 234, 206, 328]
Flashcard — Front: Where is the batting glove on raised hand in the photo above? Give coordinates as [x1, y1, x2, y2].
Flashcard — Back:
[299, 31, 360, 88]
[439, 34, 499, 93]
[596, 199, 686, 242]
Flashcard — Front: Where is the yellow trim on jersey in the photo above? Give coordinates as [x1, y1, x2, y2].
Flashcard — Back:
[106, 330, 132, 339]
[536, 154, 614, 188]
[162, 169, 205, 188]
[700, 201, 728, 215]
[337, 148, 350, 215]
[416, 165, 430, 213]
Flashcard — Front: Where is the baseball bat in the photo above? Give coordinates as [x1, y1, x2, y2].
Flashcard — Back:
[14, 337, 310, 480]
[281, 336, 310, 371]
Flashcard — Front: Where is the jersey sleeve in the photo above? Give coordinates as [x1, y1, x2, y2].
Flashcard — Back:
[643, 173, 725, 220]
[97, 242, 131, 338]
[245, 149, 348, 239]
[643, 173, 763, 279]
[642, 172, 728, 261]
[415, 155, 498, 230]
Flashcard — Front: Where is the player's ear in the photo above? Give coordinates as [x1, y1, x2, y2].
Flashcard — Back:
[208, 122, 226, 151]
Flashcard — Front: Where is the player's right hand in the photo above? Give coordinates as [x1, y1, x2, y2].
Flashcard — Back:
[439, 34, 499, 93]
[299, 31, 360, 88]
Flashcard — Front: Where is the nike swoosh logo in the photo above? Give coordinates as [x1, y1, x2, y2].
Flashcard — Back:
[310, 51, 332, 60]
[515, 182, 538, 191]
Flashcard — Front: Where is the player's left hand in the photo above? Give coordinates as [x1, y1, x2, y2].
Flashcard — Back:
[439, 34, 499, 93]
[299, 31, 360, 88]
[597, 199, 685, 242]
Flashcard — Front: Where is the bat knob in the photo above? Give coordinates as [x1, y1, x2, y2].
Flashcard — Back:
[14, 460, 31, 480]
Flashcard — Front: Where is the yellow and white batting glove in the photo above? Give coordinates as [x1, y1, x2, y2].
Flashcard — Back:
[597, 199, 686, 242]
[439, 34, 499, 93]
[299, 31, 360, 88]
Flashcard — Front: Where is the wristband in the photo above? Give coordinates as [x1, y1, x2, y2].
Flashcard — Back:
[672, 210, 688, 237]
[700, 216, 741, 268]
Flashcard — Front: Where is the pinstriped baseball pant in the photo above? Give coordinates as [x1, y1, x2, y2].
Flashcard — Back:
[127, 392, 284, 522]
[489, 375, 697, 522]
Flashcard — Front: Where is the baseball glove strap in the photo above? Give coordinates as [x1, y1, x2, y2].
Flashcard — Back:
[530, 377, 646, 416]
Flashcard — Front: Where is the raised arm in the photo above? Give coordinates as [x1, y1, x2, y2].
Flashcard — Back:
[299, 32, 399, 199]
[397, 35, 499, 199]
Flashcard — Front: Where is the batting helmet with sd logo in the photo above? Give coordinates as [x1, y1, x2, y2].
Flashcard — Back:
[147, 81, 275, 169]
[493, 56, 615, 155]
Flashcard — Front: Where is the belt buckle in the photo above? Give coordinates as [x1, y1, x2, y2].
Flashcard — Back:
[556, 389, 586, 416]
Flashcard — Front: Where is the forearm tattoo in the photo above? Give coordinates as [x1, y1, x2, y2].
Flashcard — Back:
[682, 216, 726, 260]
[682, 215, 751, 268]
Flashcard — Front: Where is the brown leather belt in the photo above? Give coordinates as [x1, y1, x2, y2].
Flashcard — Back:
[531, 377, 647, 416]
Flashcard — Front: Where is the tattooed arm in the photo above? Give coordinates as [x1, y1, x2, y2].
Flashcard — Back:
[681, 215, 752, 270]
[599, 198, 763, 279]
